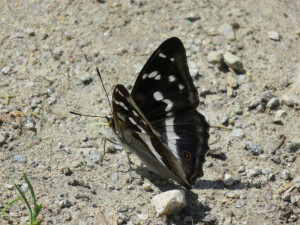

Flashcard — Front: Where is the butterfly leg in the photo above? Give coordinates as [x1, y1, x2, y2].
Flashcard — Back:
[101, 137, 120, 165]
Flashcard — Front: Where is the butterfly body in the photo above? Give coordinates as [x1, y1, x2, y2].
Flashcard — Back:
[110, 37, 209, 189]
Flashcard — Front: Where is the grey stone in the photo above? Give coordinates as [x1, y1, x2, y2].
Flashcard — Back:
[2, 66, 11, 75]
[262, 168, 271, 175]
[14, 154, 26, 163]
[287, 138, 300, 152]
[267, 97, 280, 109]
[234, 103, 243, 115]
[4, 183, 14, 190]
[244, 140, 263, 155]
[47, 96, 57, 105]
[0, 131, 8, 144]
[190, 68, 199, 77]
[25, 28, 35, 36]
[25, 122, 36, 131]
[137, 213, 148, 221]
[231, 129, 244, 138]
[218, 23, 235, 40]
[53, 48, 63, 60]
[219, 114, 229, 125]
[237, 166, 245, 173]
[207, 51, 224, 69]
[80, 74, 93, 85]
[294, 177, 300, 190]
[273, 110, 286, 123]
[224, 52, 244, 72]
[21, 183, 29, 192]
[33, 97, 42, 104]
[249, 98, 261, 109]
[224, 174, 234, 186]
[247, 169, 259, 177]
[281, 170, 291, 180]
[268, 31, 280, 41]
[260, 91, 276, 103]
[235, 199, 245, 208]
[271, 156, 281, 164]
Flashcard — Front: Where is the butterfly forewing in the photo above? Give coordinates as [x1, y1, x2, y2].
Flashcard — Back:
[112, 37, 210, 188]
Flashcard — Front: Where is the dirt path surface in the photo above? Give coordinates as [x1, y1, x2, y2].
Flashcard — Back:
[1, 0, 299, 224]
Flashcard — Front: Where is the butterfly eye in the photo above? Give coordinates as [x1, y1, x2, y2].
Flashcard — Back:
[182, 150, 192, 161]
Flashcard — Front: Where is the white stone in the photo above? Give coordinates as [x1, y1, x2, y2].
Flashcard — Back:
[151, 190, 186, 215]
[268, 31, 280, 41]
[224, 174, 235, 186]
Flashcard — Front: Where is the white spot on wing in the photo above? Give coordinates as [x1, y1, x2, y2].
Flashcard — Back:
[154, 74, 161, 80]
[137, 125, 146, 134]
[128, 117, 137, 125]
[170, 58, 175, 62]
[142, 74, 147, 79]
[164, 118, 181, 160]
[166, 112, 173, 117]
[159, 53, 167, 58]
[133, 110, 139, 116]
[178, 84, 185, 90]
[148, 71, 158, 78]
[163, 99, 173, 111]
[168, 75, 176, 82]
[153, 91, 163, 101]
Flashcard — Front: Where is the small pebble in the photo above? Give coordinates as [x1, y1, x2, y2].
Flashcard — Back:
[266, 97, 280, 109]
[251, 179, 262, 188]
[25, 28, 35, 36]
[231, 129, 244, 138]
[151, 190, 186, 215]
[80, 74, 93, 85]
[282, 192, 291, 202]
[142, 182, 153, 191]
[47, 96, 57, 105]
[244, 141, 263, 155]
[249, 98, 261, 109]
[224, 52, 244, 72]
[270, 156, 281, 164]
[260, 91, 276, 103]
[219, 114, 229, 125]
[262, 168, 271, 175]
[224, 174, 234, 186]
[287, 138, 300, 152]
[235, 199, 246, 208]
[25, 122, 36, 131]
[21, 183, 28, 192]
[53, 48, 63, 60]
[281, 170, 291, 180]
[0, 131, 8, 144]
[14, 154, 26, 163]
[237, 166, 245, 173]
[207, 51, 224, 69]
[137, 213, 148, 221]
[268, 31, 280, 41]
[273, 110, 286, 123]
[247, 169, 259, 177]
[4, 183, 14, 190]
[218, 23, 235, 40]
[2, 66, 11, 75]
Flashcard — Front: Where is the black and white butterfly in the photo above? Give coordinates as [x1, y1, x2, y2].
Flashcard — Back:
[109, 37, 209, 189]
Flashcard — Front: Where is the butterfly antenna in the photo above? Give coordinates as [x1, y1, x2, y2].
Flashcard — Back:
[96, 68, 113, 114]
[70, 111, 107, 119]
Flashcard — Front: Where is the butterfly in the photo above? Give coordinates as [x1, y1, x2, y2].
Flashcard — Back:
[109, 37, 209, 189]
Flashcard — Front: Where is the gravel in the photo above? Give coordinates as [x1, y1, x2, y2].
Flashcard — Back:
[1, 1, 299, 224]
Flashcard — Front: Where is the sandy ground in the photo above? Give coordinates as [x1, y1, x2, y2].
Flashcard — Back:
[0, 0, 299, 224]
